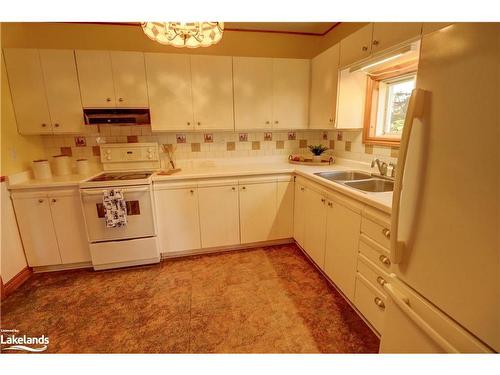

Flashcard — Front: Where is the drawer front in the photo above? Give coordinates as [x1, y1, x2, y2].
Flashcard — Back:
[357, 253, 390, 296]
[359, 234, 392, 272]
[354, 273, 386, 334]
[361, 216, 391, 248]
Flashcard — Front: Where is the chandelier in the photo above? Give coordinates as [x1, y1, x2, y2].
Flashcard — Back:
[141, 22, 224, 48]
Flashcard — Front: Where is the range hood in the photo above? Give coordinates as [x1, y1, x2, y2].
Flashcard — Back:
[83, 108, 150, 125]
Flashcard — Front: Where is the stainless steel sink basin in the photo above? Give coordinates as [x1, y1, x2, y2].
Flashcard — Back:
[314, 171, 372, 182]
[344, 179, 394, 192]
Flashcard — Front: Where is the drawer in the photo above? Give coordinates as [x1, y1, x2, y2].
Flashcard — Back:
[354, 273, 386, 334]
[361, 216, 391, 248]
[359, 234, 392, 272]
[357, 253, 390, 296]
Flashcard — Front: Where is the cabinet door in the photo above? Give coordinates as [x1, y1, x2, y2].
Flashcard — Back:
[339, 23, 373, 68]
[371, 23, 422, 54]
[272, 58, 310, 129]
[49, 192, 91, 264]
[293, 182, 307, 248]
[336, 68, 366, 130]
[191, 55, 234, 130]
[324, 200, 361, 300]
[110, 51, 149, 107]
[309, 44, 340, 129]
[3, 48, 53, 134]
[155, 188, 201, 253]
[239, 182, 277, 243]
[145, 53, 194, 131]
[303, 189, 328, 269]
[12, 195, 61, 266]
[39, 49, 84, 134]
[271, 179, 294, 239]
[198, 184, 240, 248]
[233, 57, 273, 129]
[75, 50, 116, 107]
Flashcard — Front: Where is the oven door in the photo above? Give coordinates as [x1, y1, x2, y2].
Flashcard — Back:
[80, 186, 156, 242]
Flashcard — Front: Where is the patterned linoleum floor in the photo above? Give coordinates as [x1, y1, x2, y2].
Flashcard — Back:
[0, 244, 379, 353]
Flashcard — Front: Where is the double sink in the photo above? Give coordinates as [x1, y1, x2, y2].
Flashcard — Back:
[314, 171, 394, 193]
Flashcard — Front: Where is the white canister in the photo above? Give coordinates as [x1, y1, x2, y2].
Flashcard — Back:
[76, 158, 90, 175]
[52, 155, 72, 176]
[32, 159, 52, 180]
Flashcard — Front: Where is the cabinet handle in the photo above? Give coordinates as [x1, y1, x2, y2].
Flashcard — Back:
[187, 122, 191, 126]
[327, 202, 333, 207]
[274, 120, 279, 124]
[382, 228, 391, 239]
[329, 118, 333, 123]
[54, 123, 60, 128]
[372, 40, 380, 46]
[119, 98, 124, 102]
[242, 186, 246, 190]
[265, 121, 270, 125]
[300, 187, 305, 192]
[38, 199, 44, 203]
[51, 198, 57, 203]
[189, 189, 194, 194]
[321, 198, 326, 203]
[379, 254, 391, 266]
[106, 98, 112, 102]
[374, 297, 385, 309]
[231, 187, 236, 191]
[362, 46, 368, 51]
[376, 276, 386, 286]
[197, 122, 201, 126]
[41, 123, 47, 128]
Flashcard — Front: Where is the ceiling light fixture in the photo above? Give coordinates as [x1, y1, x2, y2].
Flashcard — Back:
[141, 22, 224, 48]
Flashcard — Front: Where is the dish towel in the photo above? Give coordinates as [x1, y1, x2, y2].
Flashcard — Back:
[103, 189, 127, 228]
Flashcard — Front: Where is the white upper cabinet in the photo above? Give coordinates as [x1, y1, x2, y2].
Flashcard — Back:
[272, 58, 310, 129]
[145, 53, 194, 131]
[39, 49, 84, 134]
[309, 44, 340, 129]
[191, 55, 234, 130]
[3, 49, 53, 134]
[110, 51, 148, 107]
[233, 57, 273, 129]
[75, 50, 116, 107]
[339, 24, 373, 68]
[4, 48, 83, 135]
[371, 23, 422, 54]
[76, 50, 148, 108]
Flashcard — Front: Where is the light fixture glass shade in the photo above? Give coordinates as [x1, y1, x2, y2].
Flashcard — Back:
[141, 22, 224, 48]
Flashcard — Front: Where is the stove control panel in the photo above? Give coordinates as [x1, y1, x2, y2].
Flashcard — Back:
[100, 143, 160, 170]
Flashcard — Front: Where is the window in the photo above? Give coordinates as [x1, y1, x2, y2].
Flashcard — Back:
[363, 61, 418, 146]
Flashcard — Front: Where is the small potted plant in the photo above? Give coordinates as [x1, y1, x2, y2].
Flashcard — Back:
[308, 144, 329, 162]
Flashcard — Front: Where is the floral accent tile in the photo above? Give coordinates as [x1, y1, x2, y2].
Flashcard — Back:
[239, 133, 248, 142]
[204, 133, 213, 143]
[336, 132, 343, 141]
[288, 132, 296, 141]
[176, 134, 186, 144]
[74, 136, 86, 147]
[264, 132, 272, 141]
[322, 132, 328, 140]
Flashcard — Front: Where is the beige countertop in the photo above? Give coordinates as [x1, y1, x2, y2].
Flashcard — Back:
[7, 160, 392, 214]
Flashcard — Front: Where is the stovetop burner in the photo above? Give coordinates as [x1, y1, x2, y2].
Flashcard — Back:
[88, 171, 154, 182]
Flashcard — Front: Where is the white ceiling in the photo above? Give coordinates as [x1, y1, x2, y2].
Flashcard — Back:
[225, 22, 338, 35]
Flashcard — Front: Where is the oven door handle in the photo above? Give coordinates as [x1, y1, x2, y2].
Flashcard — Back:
[80, 187, 150, 196]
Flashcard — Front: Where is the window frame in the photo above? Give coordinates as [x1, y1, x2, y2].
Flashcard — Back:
[362, 62, 418, 147]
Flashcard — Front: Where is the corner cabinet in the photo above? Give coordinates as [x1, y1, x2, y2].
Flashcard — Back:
[11, 188, 90, 267]
[233, 57, 309, 130]
[3, 48, 84, 135]
[309, 43, 340, 129]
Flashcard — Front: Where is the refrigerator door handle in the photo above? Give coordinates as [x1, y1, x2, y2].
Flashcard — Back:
[390, 88, 428, 264]
[384, 281, 459, 353]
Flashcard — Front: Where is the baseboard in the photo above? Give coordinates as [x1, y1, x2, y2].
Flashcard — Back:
[2, 266, 32, 300]
[294, 241, 381, 339]
[161, 238, 294, 260]
[32, 261, 93, 273]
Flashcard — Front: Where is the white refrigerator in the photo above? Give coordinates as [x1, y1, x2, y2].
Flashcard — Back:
[380, 23, 499, 353]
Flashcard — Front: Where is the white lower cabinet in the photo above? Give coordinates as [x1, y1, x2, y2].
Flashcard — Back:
[293, 180, 307, 248]
[12, 189, 90, 267]
[324, 198, 362, 300]
[303, 188, 328, 269]
[271, 178, 294, 239]
[154, 185, 201, 253]
[198, 182, 240, 248]
[239, 179, 277, 243]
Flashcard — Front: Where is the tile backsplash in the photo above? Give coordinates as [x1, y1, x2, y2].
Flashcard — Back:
[40, 125, 398, 170]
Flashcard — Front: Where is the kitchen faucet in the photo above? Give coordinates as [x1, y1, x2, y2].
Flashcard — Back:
[371, 158, 388, 176]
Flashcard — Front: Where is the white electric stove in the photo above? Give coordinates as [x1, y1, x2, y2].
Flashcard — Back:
[79, 143, 160, 270]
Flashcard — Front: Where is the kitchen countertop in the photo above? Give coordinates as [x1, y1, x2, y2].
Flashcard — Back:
[7, 160, 392, 214]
